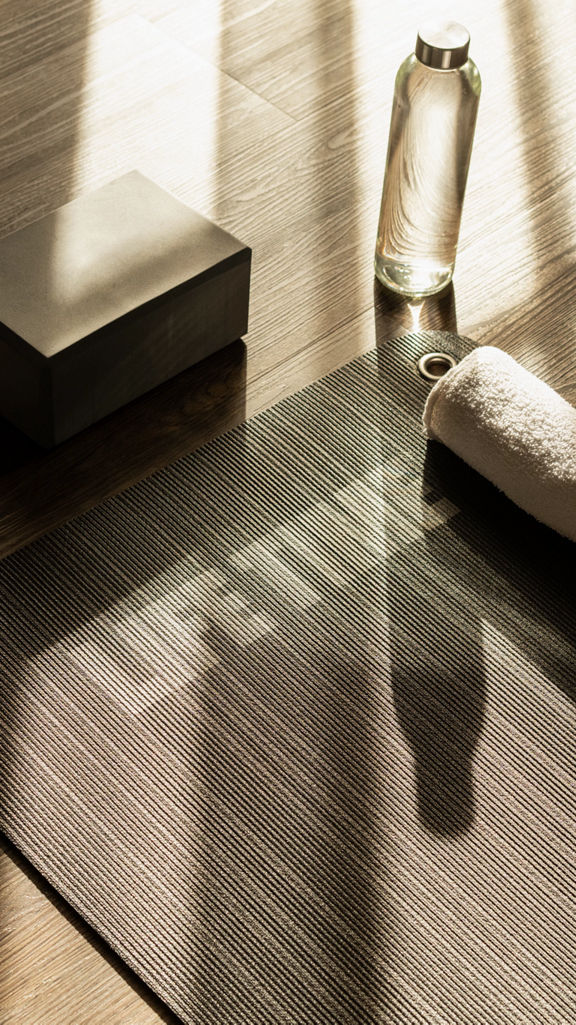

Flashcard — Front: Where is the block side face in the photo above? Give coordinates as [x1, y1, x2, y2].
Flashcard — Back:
[0, 327, 53, 446]
[0, 171, 249, 358]
[50, 258, 251, 444]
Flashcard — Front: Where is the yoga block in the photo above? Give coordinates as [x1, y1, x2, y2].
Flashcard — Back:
[0, 171, 251, 446]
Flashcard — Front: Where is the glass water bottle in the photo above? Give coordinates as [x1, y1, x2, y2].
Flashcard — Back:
[374, 22, 481, 296]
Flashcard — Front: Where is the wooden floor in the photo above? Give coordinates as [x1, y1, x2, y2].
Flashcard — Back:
[1, 0, 575, 1021]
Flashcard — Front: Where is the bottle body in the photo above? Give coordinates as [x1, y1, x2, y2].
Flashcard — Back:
[375, 53, 481, 296]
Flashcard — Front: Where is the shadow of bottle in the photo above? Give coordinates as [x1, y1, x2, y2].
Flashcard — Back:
[373, 275, 458, 339]
[373, 307, 486, 838]
[423, 435, 576, 707]
[407, 438, 488, 837]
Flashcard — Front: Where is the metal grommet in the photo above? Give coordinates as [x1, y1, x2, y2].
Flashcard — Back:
[417, 351, 457, 381]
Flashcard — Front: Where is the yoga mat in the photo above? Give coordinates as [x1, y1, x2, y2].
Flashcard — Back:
[1, 331, 575, 1024]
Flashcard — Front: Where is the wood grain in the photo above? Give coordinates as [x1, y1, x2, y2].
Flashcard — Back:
[0, 844, 178, 1024]
[1, 0, 576, 1020]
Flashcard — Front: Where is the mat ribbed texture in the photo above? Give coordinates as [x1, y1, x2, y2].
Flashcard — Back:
[1, 331, 575, 1024]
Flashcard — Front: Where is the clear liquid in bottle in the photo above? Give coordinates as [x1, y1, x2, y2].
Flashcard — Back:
[374, 23, 481, 297]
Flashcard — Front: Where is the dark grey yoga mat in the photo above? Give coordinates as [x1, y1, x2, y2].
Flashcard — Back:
[1, 331, 575, 1024]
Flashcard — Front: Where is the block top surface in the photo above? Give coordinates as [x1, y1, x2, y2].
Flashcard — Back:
[0, 172, 248, 357]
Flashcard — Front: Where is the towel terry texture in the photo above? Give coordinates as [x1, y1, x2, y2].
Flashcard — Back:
[422, 345, 576, 542]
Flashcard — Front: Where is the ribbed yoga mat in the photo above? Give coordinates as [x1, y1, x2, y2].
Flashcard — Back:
[1, 331, 575, 1024]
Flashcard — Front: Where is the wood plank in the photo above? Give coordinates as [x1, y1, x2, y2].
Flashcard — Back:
[0, 14, 291, 235]
[0, 840, 178, 1024]
[155, 0, 415, 120]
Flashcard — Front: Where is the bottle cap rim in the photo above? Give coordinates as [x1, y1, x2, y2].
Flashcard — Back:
[416, 21, 470, 69]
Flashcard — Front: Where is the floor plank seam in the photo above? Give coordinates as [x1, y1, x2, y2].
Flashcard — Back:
[140, 15, 300, 126]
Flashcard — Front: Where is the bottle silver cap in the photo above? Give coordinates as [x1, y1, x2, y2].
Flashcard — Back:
[415, 21, 470, 69]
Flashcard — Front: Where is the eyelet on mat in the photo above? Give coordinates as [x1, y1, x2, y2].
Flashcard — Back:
[417, 351, 457, 381]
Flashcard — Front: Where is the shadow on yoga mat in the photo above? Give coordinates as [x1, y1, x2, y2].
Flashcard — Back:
[0, 330, 574, 1024]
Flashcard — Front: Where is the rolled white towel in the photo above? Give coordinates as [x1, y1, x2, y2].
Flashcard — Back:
[422, 345, 576, 542]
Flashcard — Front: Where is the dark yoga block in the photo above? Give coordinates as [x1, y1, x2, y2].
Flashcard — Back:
[0, 171, 251, 446]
